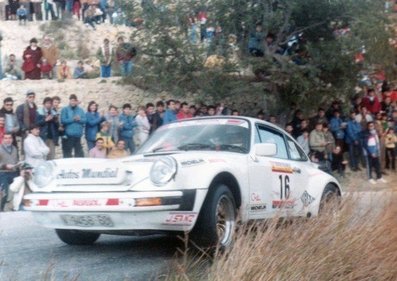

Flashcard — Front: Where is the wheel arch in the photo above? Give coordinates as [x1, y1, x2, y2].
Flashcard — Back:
[208, 172, 242, 208]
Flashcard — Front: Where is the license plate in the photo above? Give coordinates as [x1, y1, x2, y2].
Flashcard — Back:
[61, 214, 114, 227]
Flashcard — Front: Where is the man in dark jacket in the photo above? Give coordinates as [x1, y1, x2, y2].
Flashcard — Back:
[36, 97, 59, 160]
[0, 97, 20, 147]
[16, 90, 37, 136]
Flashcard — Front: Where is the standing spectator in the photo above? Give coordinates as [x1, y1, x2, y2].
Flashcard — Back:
[135, 106, 150, 146]
[329, 110, 346, 148]
[36, 97, 59, 160]
[363, 122, 387, 184]
[345, 110, 362, 171]
[57, 59, 72, 79]
[385, 127, 396, 170]
[116, 36, 136, 77]
[53, 0, 65, 19]
[73, 60, 87, 79]
[22, 38, 42, 80]
[72, 0, 81, 19]
[24, 125, 49, 168]
[96, 38, 113, 78]
[0, 133, 19, 211]
[81, 0, 88, 21]
[119, 103, 136, 154]
[31, 0, 42, 20]
[105, 105, 121, 143]
[176, 102, 192, 120]
[88, 138, 107, 158]
[291, 109, 304, 138]
[16, 4, 28, 24]
[108, 139, 129, 159]
[3, 54, 23, 80]
[84, 4, 97, 30]
[297, 129, 310, 155]
[16, 90, 37, 136]
[60, 94, 86, 158]
[0, 116, 5, 144]
[248, 23, 265, 57]
[0, 0, 5, 20]
[163, 99, 177, 125]
[309, 108, 328, 131]
[41, 36, 59, 78]
[189, 105, 197, 117]
[146, 102, 162, 134]
[309, 122, 327, 161]
[85, 101, 103, 151]
[44, 0, 57, 20]
[323, 123, 336, 161]
[8, 0, 19, 20]
[356, 106, 374, 129]
[0, 98, 19, 147]
[361, 89, 381, 115]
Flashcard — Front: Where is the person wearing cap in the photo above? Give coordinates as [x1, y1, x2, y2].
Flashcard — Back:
[22, 38, 43, 80]
[0, 133, 19, 211]
[60, 94, 86, 158]
[16, 90, 38, 136]
[10, 163, 34, 211]
[23, 124, 50, 168]
[36, 97, 60, 160]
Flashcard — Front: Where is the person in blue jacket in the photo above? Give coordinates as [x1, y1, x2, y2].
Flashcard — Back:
[162, 99, 177, 125]
[119, 103, 137, 154]
[329, 110, 345, 148]
[345, 110, 362, 171]
[85, 101, 103, 151]
[60, 94, 86, 158]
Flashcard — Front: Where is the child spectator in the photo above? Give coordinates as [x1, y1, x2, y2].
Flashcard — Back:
[57, 60, 72, 80]
[3, 54, 22, 80]
[73, 60, 87, 79]
[96, 121, 115, 152]
[385, 127, 397, 170]
[40, 58, 53, 79]
[16, 4, 28, 25]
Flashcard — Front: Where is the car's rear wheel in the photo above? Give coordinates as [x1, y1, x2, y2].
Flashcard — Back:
[319, 184, 341, 215]
[191, 184, 236, 250]
[55, 229, 100, 245]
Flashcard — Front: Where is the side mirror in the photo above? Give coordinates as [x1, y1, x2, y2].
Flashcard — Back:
[254, 143, 277, 157]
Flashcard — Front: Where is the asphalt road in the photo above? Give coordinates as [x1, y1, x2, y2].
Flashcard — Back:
[0, 212, 182, 281]
[0, 190, 393, 281]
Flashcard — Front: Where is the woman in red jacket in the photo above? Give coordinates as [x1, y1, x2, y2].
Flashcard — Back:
[22, 38, 43, 80]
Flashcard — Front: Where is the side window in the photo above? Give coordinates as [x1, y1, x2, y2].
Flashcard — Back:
[287, 137, 308, 161]
[256, 125, 288, 159]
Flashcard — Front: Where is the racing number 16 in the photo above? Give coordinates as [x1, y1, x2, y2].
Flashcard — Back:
[279, 175, 290, 199]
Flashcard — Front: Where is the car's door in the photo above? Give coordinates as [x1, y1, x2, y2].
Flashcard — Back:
[248, 124, 290, 219]
[248, 124, 309, 219]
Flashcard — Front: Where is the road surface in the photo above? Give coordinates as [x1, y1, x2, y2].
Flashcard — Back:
[0, 212, 182, 281]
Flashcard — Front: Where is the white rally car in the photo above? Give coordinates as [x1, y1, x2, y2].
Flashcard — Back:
[24, 117, 342, 248]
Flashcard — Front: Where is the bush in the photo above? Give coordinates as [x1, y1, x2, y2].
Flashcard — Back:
[165, 195, 397, 280]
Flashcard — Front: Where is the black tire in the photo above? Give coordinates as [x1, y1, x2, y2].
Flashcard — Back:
[319, 184, 341, 215]
[191, 184, 237, 250]
[55, 229, 100, 245]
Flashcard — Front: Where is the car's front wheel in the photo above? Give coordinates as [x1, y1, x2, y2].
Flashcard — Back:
[319, 184, 341, 215]
[55, 229, 100, 245]
[191, 184, 237, 250]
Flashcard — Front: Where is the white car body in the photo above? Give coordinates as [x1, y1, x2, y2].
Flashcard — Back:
[24, 117, 341, 239]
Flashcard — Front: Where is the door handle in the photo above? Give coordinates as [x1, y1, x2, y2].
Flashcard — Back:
[293, 167, 301, 174]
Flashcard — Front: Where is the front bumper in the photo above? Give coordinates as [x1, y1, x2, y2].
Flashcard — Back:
[24, 190, 205, 232]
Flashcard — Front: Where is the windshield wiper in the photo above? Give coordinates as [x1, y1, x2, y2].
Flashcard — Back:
[177, 143, 213, 151]
[218, 144, 248, 153]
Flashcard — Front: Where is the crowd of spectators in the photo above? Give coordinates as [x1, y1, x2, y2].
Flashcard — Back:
[1, 84, 397, 211]
[1, 36, 136, 80]
[0, 0, 129, 27]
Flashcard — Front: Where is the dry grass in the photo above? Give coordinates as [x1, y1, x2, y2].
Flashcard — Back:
[164, 195, 397, 281]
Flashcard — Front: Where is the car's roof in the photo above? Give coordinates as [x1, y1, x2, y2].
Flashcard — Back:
[175, 115, 284, 132]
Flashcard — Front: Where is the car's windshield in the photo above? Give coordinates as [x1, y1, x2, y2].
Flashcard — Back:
[136, 119, 250, 154]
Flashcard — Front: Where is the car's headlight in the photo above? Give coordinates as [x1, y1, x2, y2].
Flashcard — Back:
[150, 157, 177, 186]
[33, 162, 54, 188]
